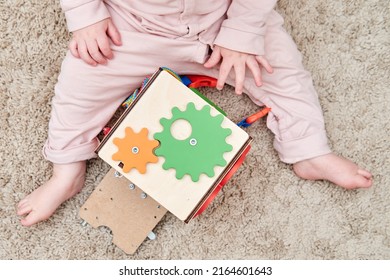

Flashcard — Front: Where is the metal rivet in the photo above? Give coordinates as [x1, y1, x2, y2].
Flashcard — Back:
[140, 193, 147, 199]
[189, 138, 197, 146]
[129, 183, 135, 190]
[132, 146, 139, 154]
[114, 171, 123, 178]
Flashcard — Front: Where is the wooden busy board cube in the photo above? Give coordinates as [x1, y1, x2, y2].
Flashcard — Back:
[96, 68, 252, 222]
[80, 68, 253, 254]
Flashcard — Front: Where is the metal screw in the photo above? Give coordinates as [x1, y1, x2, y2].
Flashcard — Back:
[147, 231, 156, 240]
[189, 138, 197, 146]
[132, 146, 139, 154]
[140, 192, 147, 199]
[129, 183, 135, 190]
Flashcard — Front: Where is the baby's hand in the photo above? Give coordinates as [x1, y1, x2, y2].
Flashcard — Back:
[204, 45, 273, 95]
[69, 18, 122, 66]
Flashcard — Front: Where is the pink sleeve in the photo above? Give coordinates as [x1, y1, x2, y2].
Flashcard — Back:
[213, 0, 277, 56]
[60, 0, 111, 32]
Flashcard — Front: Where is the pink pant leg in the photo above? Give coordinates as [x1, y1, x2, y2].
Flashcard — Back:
[43, 50, 145, 164]
[242, 11, 331, 163]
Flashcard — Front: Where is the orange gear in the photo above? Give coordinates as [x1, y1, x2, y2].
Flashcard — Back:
[112, 127, 159, 174]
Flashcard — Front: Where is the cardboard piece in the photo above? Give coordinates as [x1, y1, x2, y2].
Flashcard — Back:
[79, 168, 167, 254]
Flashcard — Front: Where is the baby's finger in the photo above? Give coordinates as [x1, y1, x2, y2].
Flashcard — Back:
[204, 47, 221, 68]
[69, 39, 80, 59]
[86, 39, 107, 65]
[217, 60, 233, 90]
[107, 20, 122, 46]
[247, 57, 262, 86]
[256, 56, 274, 74]
[234, 63, 245, 95]
[77, 41, 98, 66]
[97, 35, 113, 60]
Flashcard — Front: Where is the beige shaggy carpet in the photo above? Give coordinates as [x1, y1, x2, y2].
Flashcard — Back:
[1, 0, 389, 260]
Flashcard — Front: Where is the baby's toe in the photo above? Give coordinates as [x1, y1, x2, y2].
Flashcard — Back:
[21, 211, 48, 227]
[357, 169, 372, 179]
[17, 198, 29, 208]
[17, 203, 32, 216]
[353, 175, 373, 189]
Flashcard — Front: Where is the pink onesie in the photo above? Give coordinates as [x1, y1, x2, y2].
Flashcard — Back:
[44, 0, 331, 164]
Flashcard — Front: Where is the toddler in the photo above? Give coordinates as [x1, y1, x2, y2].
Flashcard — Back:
[17, 0, 372, 226]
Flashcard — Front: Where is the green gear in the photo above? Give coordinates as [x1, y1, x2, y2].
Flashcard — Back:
[154, 102, 233, 182]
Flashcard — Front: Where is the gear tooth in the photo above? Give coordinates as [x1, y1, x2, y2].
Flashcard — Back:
[124, 127, 132, 136]
[224, 128, 232, 137]
[171, 107, 182, 116]
[162, 161, 173, 171]
[150, 139, 160, 149]
[159, 118, 169, 127]
[215, 127, 231, 140]
[190, 173, 200, 182]
[154, 145, 166, 156]
[176, 170, 185, 180]
[113, 135, 126, 145]
[215, 157, 227, 167]
[150, 155, 159, 163]
[122, 164, 131, 173]
[226, 143, 233, 152]
[154, 144, 161, 155]
[207, 113, 223, 127]
[112, 152, 120, 161]
[204, 168, 215, 178]
[138, 165, 146, 174]
[200, 104, 211, 114]
[186, 102, 196, 111]
[140, 127, 148, 137]
[215, 113, 224, 123]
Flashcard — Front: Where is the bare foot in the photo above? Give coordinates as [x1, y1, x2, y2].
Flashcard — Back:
[17, 161, 86, 226]
[293, 153, 373, 189]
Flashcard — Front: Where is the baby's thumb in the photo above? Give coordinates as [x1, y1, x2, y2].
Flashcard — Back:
[107, 21, 122, 46]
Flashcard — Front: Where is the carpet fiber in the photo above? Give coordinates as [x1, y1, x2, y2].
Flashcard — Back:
[1, 0, 389, 259]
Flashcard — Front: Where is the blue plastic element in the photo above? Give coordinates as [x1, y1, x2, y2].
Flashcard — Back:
[180, 75, 192, 86]
[237, 119, 252, 128]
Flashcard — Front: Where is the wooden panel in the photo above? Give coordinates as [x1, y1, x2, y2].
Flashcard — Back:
[79, 168, 167, 254]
